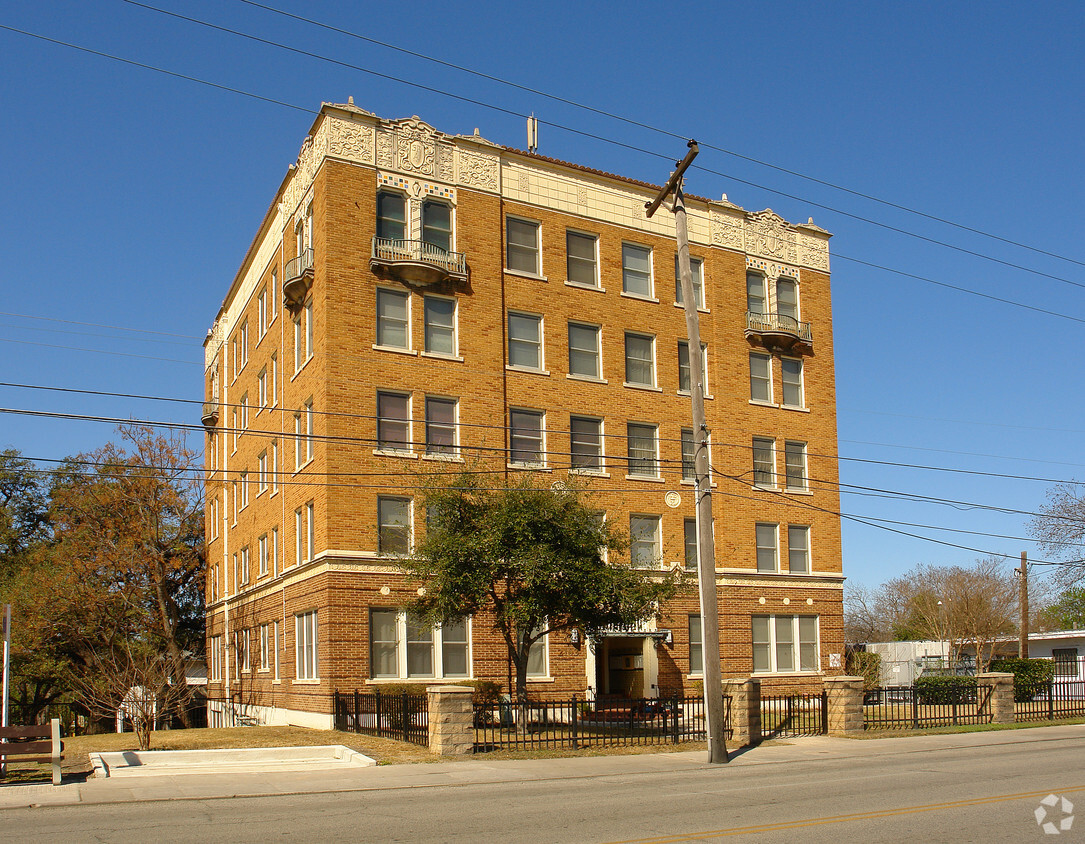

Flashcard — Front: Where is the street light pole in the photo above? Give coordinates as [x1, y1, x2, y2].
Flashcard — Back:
[647, 142, 728, 764]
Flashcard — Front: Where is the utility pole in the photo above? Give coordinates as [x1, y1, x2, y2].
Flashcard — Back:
[647, 141, 728, 764]
[1018, 551, 1029, 659]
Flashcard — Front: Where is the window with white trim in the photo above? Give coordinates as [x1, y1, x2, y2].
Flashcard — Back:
[239, 394, 249, 431]
[776, 278, 799, 321]
[271, 440, 278, 493]
[508, 312, 543, 370]
[377, 191, 406, 240]
[258, 533, 269, 577]
[674, 254, 704, 308]
[689, 615, 703, 674]
[681, 428, 695, 482]
[788, 525, 810, 573]
[566, 230, 598, 286]
[239, 546, 250, 585]
[425, 396, 457, 456]
[570, 415, 603, 472]
[304, 399, 314, 464]
[271, 527, 278, 577]
[622, 243, 652, 297]
[630, 514, 661, 569]
[624, 332, 655, 387]
[509, 409, 544, 466]
[506, 217, 540, 275]
[752, 437, 776, 488]
[424, 296, 456, 356]
[784, 441, 808, 491]
[422, 200, 452, 252]
[239, 471, 249, 509]
[781, 358, 804, 408]
[377, 391, 411, 453]
[270, 354, 277, 407]
[627, 423, 658, 478]
[259, 623, 270, 671]
[756, 523, 778, 572]
[750, 353, 772, 403]
[684, 518, 698, 571]
[752, 615, 819, 673]
[677, 341, 707, 394]
[523, 625, 548, 678]
[376, 288, 410, 349]
[568, 322, 601, 379]
[258, 286, 267, 338]
[209, 635, 222, 681]
[257, 367, 267, 409]
[378, 496, 411, 556]
[369, 609, 470, 679]
[295, 610, 318, 680]
[257, 450, 267, 494]
[747, 272, 766, 314]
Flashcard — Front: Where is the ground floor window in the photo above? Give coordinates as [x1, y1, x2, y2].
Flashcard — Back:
[369, 609, 470, 679]
[296, 610, 318, 680]
[209, 635, 222, 681]
[752, 614, 818, 673]
[688, 615, 703, 674]
[1053, 647, 1079, 677]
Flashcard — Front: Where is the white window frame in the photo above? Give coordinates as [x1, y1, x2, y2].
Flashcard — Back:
[788, 524, 811, 574]
[257, 450, 267, 494]
[259, 623, 270, 672]
[257, 367, 267, 410]
[377, 496, 413, 556]
[626, 422, 659, 479]
[674, 254, 704, 309]
[376, 391, 412, 454]
[239, 545, 250, 586]
[566, 229, 599, 288]
[568, 321, 602, 380]
[784, 440, 808, 491]
[624, 332, 656, 388]
[629, 514, 661, 569]
[424, 396, 458, 457]
[688, 615, 703, 675]
[506, 216, 542, 276]
[747, 272, 767, 314]
[781, 357, 805, 409]
[677, 340, 708, 396]
[271, 440, 278, 493]
[569, 415, 604, 473]
[295, 610, 318, 680]
[756, 523, 779, 573]
[376, 287, 411, 351]
[423, 295, 457, 357]
[509, 408, 545, 467]
[752, 614, 819, 674]
[239, 471, 249, 509]
[621, 242, 653, 298]
[258, 286, 267, 339]
[684, 518, 698, 572]
[507, 311, 544, 372]
[752, 437, 776, 488]
[750, 352, 773, 404]
[369, 609, 472, 680]
[258, 532, 269, 577]
[209, 635, 222, 681]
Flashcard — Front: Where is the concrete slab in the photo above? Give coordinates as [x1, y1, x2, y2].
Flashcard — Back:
[89, 745, 375, 778]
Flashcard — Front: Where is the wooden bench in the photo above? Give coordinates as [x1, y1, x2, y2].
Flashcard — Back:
[0, 719, 63, 785]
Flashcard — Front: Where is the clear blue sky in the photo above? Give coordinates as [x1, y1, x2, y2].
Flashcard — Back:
[1, 0, 1082, 590]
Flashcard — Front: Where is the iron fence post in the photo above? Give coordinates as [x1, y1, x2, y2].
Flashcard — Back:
[911, 687, 920, 729]
[571, 695, 578, 750]
[376, 691, 383, 739]
[401, 692, 409, 743]
[821, 690, 828, 734]
[1048, 682, 1054, 721]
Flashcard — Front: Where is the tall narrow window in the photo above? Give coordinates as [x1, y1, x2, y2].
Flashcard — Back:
[752, 437, 776, 488]
[424, 296, 456, 356]
[377, 392, 411, 452]
[378, 496, 411, 555]
[258, 287, 267, 338]
[377, 192, 406, 240]
[406, 613, 434, 677]
[509, 409, 544, 466]
[507, 312, 543, 370]
[441, 619, 469, 678]
[750, 353, 772, 403]
[629, 515, 661, 569]
[294, 508, 303, 567]
[626, 423, 658, 478]
[506, 217, 540, 274]
[776, 278, 798, 321]
[304, 300, 313, 361]
[370, 609, 398, 678]
[422, 201, 451, 252]
[689, 615, 703, 674]
[678, 341, 707, 394]
[376, 289, 409, 349]
[624, 332, 655, 387]
[270, 354, 277, 406]
[306, 501, 314, 562]
[568, 322, 601, 379]
[425, 397, 457, 456]
[674, 254, 704, 308]
[681, 428, 695, 481]
[781, 358, 804, 408]
[570, 416, 603, 471]
[257, 368, 267, 409]
[257, 450, 267, 493]
[258, 533, 269, 577]
[293, 313, 303, 373]
[295, 610, 318, 680]
[784, 441, 808, 491]
[684, 518, 698, 571]
[788, 525, 810, 573]
[756, 523, 779, 572]
[293, 411, 304, 470]
[622, 243, 652, 297]
[566, 231, 598, 286]
[747, 272, 766, 314]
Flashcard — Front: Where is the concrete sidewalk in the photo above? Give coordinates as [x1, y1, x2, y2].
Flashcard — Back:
[2, 723, 1083, 810]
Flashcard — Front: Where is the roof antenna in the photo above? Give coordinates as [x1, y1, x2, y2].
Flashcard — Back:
[527, 114, 538, 154]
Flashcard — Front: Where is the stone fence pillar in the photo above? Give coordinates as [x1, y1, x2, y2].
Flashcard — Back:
[722, 678, 761, 747]
[977, 672, 1015, 725]
[427, 685, 474, 756]
[823, 676, 864, 736]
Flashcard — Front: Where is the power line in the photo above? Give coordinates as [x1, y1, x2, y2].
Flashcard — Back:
[228, 0, 1085, 273]
[0, 310, 203, 340]
[0, 321, 197, 347]
[0, 337, 196, 365]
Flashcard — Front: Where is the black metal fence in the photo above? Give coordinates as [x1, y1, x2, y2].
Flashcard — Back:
[863, 684, 992, 730]
[1015, 680, 1085, 722]
[473, 694, 727, 752]
[333, 690, 429, 747]
[760, 692, 826, 737]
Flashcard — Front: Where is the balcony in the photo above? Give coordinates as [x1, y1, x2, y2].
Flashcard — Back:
[283, 247, 314, 309]
[370, 237, 467, 287]
[201, 399, 220, 428]
[745, 311, 812, 352]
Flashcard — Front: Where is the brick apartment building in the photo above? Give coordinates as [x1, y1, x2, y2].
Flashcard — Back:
[202, 100, 845, 728]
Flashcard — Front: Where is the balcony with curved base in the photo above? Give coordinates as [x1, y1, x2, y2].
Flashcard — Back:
[201, 400, 220, 428]
[283, 247, 314, 310]
[745, 311, 813, 353]
[370, 237, 467, 288]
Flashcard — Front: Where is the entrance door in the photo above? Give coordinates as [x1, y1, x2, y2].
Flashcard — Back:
[598, 637, 644, 697]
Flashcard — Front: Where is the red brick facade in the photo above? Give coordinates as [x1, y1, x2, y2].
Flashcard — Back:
[203, 103, 844, 727]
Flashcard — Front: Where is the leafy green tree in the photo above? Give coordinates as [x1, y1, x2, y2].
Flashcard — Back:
[404, 470, 680, 702]
[1038, 587, 1085, 630]
[0, 449, 51, 575]
[1030, 483, 1085, 587]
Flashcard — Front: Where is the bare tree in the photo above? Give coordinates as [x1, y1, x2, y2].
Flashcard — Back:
[844, 582, 891, 644]
[1030, 483, 1085, 587]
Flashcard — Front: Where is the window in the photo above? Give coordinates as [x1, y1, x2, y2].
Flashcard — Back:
[747, 272, 766, 314]
[259, 533, 269, 577]
[752, 615, 818, 673]
[258, 286, 267, 338]
[239, 394, 249, 431]
[689, 615, 703, 674]
[627, 423, 658, 478]
[294, 508, 303, 567]
[684, 519, 698, 571]
[273, 620, 280, 681]
[239, 545, 250, 585]
[239, 471, 249, 509]
[624, 332, 655, 387]
[424, 296, 456, 356]
[377, 392, 411, 452]
[677, 341, 707, 394]
[674, 254, 704, 308]
[238, 628, 251, 673]
[209, 636, 222, 682]
[570, 416, 603, 472]
[566, 231, 598, 286]
[756, 523, 778, 572]
[370, 610, 470, 679]
[377, 192, 406, 240]
[257, 368, 267, 409]
[788, 525, 810, 573]
[508, 312, 543, 370]
[305, 301, 313, 361]
[681, 428, 697, 481]
[271, 270, 278, 322]
[781, 358, 804, 408]
[524, 626, 548, 678]
[376, 288, 410, 349]
[271, 440, 278, 493]
[784, 441, 808, 491]
[622, 243, 652, 297]
[293, 312, 303, 373]
[422, 200, 452, 252]
[293, 411, 304, 469]
[271, 527, 278, 576]
[304, 399, 314, 463]
[260, 624, 270, 671]
[506, 217, 540, 275]
[296, 610, 318, 680]
[258, 450, 267, 493]
[776, 278, 798, 321]
[509, 409, 544, 466]
[425, 397, 457, 456]
[1053, 648, 1079, 678]
[752, 437, 776, 487]
[270, 354, 277, 407]
[238, 321, 248, 371]
[378, 496, 411, 555]
[568, 322, 601, 379]
[630, 515, 661, 569]
[231, 409, 238, 451]
[750, 353, 772, 403]
[306, 501, 314, 562]
[208, 562, 218, 603]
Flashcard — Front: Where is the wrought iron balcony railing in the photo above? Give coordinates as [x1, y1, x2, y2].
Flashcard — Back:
[745, 311, 813, 347]
[371, 237, 467, 286]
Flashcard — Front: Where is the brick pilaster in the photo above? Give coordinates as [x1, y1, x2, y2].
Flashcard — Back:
[976, 672, 1015, 725]
[823, 675, 864, 735]
[427, 685, 475, 756]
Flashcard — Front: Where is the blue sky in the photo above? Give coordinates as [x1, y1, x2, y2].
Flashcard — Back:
[1, 0, 1082, 590]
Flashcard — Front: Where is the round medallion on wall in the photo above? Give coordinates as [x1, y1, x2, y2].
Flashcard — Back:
[806, 598, 814, 605]
[379, 585, 391, 596]
[664, 491, 681, 509]
[417, 587, 427, 597]
[782, 597, 791, 605]
[758, 597, 766, 605]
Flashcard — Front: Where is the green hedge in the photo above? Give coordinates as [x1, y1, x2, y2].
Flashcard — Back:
[914, 675, 976, 705]
[989, 658, 1056, 702]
